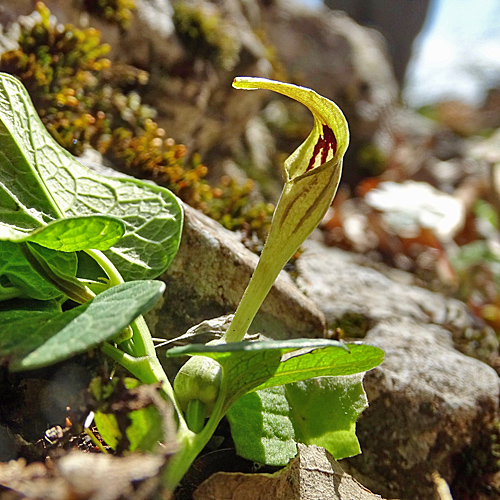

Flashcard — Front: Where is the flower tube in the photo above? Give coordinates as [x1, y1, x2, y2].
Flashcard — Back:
[225, 77, 349, 343]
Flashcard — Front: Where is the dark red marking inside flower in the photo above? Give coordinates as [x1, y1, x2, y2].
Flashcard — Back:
[306, 124, 337, 171]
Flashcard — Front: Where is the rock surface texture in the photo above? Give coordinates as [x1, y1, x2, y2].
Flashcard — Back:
[296, 240, 500, 499]
[353, 319, 499, 499]
[193, 444, 385, 500]
[156, 204, 327, 340]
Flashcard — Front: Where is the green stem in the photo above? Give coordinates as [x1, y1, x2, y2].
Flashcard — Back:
[166, 221, 295, 487]
[162, 374, 228, 490]
[84, 249, 124, 287]
[20, 242, 95, 303]
[225, 243, 288, 343]
[101, 341, 187, 431]
[130, 314, 155, 358]
[88, 251, 202, 484]
[85, 250, 155, 357]
[0, 285, 24, 301]
[162, 423, 215, 490]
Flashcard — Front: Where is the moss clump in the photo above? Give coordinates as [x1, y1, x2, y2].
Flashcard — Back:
[83, 0, 136, 30]
[172, 2, 240, 71]
[330, 312, 371, 339]
[0, 2, 273, 246]
[203, 176, 274, 250]
[0, 2, 113, 155]
[357, 143, 387, 177]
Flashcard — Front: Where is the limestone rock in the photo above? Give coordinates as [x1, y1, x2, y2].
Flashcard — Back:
[156, 204, 326, 340]
[295, 240, 500, 499]
[296, 240, 499, 366]
[324, 0, 431, 83]
[194, 444, 384, 500]
[136, 0, 273, 159]
[347, 318, 500, 499]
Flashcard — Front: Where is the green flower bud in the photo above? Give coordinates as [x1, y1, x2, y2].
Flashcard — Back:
[173, 355, 222, 417]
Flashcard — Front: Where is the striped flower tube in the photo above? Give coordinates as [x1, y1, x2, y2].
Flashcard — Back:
[225, 77, 349, 342]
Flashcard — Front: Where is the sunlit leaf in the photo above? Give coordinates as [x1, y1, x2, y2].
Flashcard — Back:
[0, 72, 183, 280]
[167, 339, 382, 412]
[1, 280, 165, 370]
[227, 374, 368, 465]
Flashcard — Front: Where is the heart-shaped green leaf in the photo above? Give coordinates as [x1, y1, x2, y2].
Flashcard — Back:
[167, 339, 383, 412]
[253, 342, 383, 391]
[0, 72, 182, 280]
[227, 374, 368, 465]
[25, 243, 78, 281]
[226, 386, 297, 466]
[0, 216, 123, 301]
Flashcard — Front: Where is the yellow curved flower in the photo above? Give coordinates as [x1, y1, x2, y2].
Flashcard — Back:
[225, 77, 349, 342]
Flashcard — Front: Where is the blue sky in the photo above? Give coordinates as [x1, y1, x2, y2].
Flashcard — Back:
[405, 0, 500, 105]
[302, 0, 500, 105]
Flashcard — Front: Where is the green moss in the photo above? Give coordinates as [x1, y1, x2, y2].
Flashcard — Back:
[83, 0, 136, 30]
[204, 176, 274, 250]
[0, 2, 114, 155]
[357, 143, 387, 176]
[0, 2, 272, 248]
[330, 312, 371, 339]
[172, 2, 240, 71]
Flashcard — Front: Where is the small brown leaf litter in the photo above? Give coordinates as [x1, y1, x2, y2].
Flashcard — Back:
[0, 452, 166, 500]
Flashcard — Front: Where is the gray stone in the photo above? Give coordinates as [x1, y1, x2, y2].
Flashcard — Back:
[155, 204, 326, 340]
[115, 0, 181, 69]
[134, 0, 174, 39]
[345, 318, 500, 499]
[295, 240, 500, 499]
[132, 0, 273, 159]
[194, 444, 385, 500]
[296, 240, 499, 366]
[0, 0, 177, 66]
[324, 0, 432, 84]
